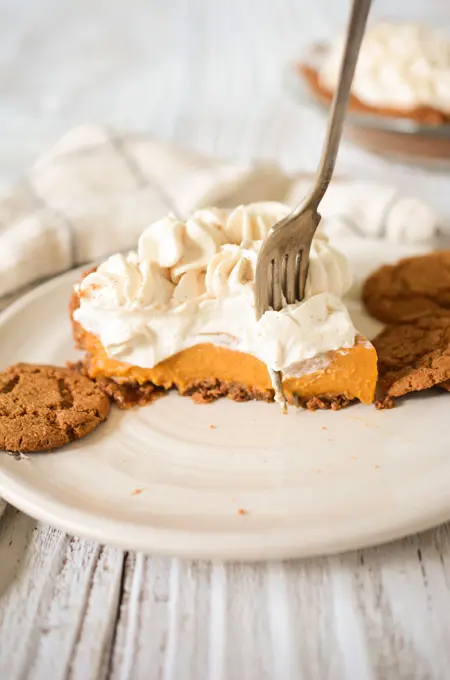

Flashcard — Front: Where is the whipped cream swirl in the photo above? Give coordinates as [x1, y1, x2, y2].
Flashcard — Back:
[224, 202, 289, 243]
[138, 211, 226, 280]
[80, 253, 174, 310]
[205, 242, 259, 298]
[74, 203, 357, 375]
[319, 23, 450, 113]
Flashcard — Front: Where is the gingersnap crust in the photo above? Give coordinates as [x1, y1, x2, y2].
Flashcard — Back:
[363, 251, 450, 324]
[70, 360, 353, 410]
[0, 363, 110, 452]
[373, 315, 450, 397]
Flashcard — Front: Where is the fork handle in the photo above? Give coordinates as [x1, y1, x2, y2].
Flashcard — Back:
[297, 0, 371, 213]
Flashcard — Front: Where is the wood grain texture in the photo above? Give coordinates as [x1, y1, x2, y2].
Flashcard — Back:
[2, 0, 450, 678]
[3, 522, 450, 679]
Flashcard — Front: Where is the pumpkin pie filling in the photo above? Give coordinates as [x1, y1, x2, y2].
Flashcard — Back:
[70, 203, 377, 410]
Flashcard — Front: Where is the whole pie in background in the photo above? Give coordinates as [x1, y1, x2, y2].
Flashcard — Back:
[298, 23, 450, 126]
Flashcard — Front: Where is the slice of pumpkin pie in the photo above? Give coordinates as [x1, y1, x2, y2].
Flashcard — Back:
[70, 203, 377, 409]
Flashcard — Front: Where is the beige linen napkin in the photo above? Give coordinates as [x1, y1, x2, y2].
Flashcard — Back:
[0, 123, 441, 300]
[0, 125, 290, 299]
[0, 124, 442, 519]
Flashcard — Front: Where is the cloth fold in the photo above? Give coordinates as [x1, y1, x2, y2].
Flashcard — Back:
[0, 124, 442, 300]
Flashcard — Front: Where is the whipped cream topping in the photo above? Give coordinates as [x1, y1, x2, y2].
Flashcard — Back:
[319, 23, 450, 113]
[74, 203, 357, 376]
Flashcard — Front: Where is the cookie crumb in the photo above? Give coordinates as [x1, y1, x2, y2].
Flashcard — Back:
[9, 451, 29, 461]
[131, 488, 143, 495]
[237, 508, 248, 516]
[209, 424, 217, 429]
[321, 426, 327, 431]
[375, 396, 395, 410]
[350, 455, 357, 460]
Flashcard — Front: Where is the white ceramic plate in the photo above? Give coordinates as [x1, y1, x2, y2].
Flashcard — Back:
[0, 243, 449, 560]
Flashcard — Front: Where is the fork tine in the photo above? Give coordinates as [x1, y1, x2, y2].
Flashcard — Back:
[266, 257, 274, 310]
[272, 256, 283, 311]
[284, 252, 297, 305]
[298, 249, 309, 300]
[269, 368, 287, 413]
[256, 257, 273, 316]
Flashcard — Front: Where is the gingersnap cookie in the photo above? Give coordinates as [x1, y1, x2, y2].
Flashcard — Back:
[373, 315, 450, 397]
[363, 251, 450, 324]
[0, 363, 110, 452]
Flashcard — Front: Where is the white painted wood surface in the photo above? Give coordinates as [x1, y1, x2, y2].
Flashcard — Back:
[2, 1, 450, 678]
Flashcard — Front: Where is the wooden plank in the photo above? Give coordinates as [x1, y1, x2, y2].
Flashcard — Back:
[109, 557, 213, 680]
[207, 563, 227, 680]
[108, 552, 140, 680]
[0, 506, 37, 599]
[282, 554, 347, 680]
[225, 563, 273, 680]
[328, 537, 450, 680]
[0, 515, 125, 680]
[161, 560, 211, 680]
[68, 546, 125, 680]
[25, 537, 101, 680]
[0, 520, 69, 679]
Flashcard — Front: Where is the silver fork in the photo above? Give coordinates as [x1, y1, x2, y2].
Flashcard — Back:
[255, 0, 371, 409]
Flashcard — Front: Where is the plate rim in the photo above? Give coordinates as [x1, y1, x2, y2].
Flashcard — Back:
[1, 465, 449, 561]
[1, 267, 450, 561]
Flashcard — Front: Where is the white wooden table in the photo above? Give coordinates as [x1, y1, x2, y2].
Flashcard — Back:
[2, 2, 450, 678]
